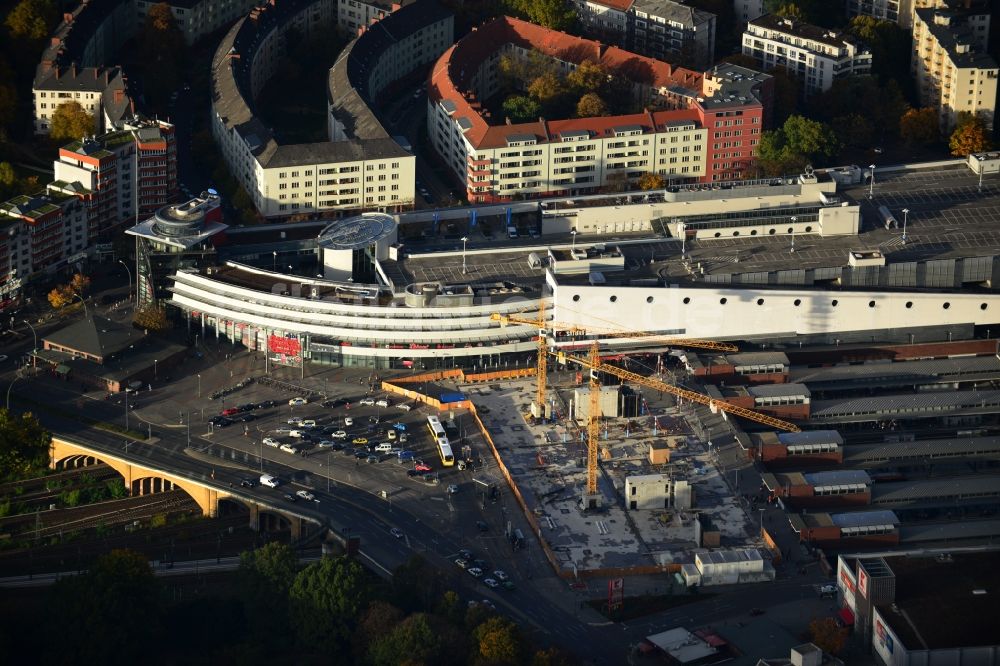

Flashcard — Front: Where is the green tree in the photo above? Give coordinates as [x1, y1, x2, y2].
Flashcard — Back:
[899, 107, 940, 145]
[392, 555, 445, 612]
[353, 600, 405, 658]
[949, 113, 993, 156]
[757, 114, 838, 175]
[502, 95, 542, 123]
[831, 113, 874, 149]
[0, 409, 51, 481]
[0, 162, 18, 200]
[532, 646, 577, 666]
[289, 555, 371, 651]
[48, 101, 96, 142]
[528, 72, 569, 113]
[44, 549, 163, 665]
[70, 272, 91, 295]
[774, 3, 804, 20]
[132, 304, 171, 331]
[473, 616, 524, 664]
[638, 172, 665, 190]
[369, 613, 449, 666]
[0, 57, 17, 135]
[849, 16, 912, 92]
[4, 0, 57, 41]
[764, 0, 843, 25]
[575, 92, 608, 118]
[239, 541, 298, 596]
[567, 60, 607, 94]
[505, 0, 575, 31]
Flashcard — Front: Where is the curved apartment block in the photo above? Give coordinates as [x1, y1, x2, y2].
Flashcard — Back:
[211, 0, 453, 218]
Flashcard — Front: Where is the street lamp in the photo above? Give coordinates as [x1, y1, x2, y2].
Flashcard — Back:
[118, 260, 132, 300]
[571, 229, 578, 251]
[197, 373, 201, 398]
[790, 216, 796, 254]
[272, 251, 277, 271]
[5, 372, 23, 410]
[901, 207, 909, 243]
[460, 236, 468, 274]
[868, 164, 876, 199]
[979, 165, 985, 192]
[73, 292, 89, 319]
[154, 359, 158, 380]
[759, 508, 765, 534]
[23, 319, 36, 368]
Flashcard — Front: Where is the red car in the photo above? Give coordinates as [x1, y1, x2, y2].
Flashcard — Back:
[414, 462, 432, 472]
[221, 407, 240, 416]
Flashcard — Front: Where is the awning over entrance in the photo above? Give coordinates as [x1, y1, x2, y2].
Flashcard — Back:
[838, 607, 855, 626]
[55, 364, 71, 375]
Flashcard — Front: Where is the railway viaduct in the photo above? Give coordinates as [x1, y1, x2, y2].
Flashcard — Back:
[50, 436, 321, 539]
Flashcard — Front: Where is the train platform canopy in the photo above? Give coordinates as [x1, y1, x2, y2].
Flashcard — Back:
[831, 510, 899, 531]
[843, 436, 1000, 466]
[900, 518, 1000, 544]
[778, 430, 843, 446]
[872, 473, 1000, 505]
[746, 383, 811, 399]
[790, 356, 1000, 389]
[810, 390, 1000, 421]
[802, 470, 871, 487]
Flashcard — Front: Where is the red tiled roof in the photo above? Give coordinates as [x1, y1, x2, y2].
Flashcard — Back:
[428, 16, 705, 150]
[588, 0, 634, 10]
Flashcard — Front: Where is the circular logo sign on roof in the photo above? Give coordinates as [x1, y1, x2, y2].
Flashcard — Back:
[316, 212, 396, 251]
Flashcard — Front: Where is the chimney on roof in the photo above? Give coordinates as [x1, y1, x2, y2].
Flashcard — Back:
[63, 12, 73, 23]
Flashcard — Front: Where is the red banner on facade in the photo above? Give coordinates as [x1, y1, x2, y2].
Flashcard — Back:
[268, 335, 301, 356]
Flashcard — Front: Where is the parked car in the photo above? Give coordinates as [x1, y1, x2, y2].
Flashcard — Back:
[376, 399, 389, 408]
[483, 578, 498, 589]
[279, 443, 298, 454]
[447, 484, 459, 494]
[288, 397, 308, 406]
[467, 567, 483, 578]
[459, 549, 473, 561]
[454, 558, 469, 569]
[211, 417, 233, 428]
[352, 437, 368, 446]
[819, 584, 837, 597]
[414, 462, 431, 472]
[366, 454, 379, 464]
[390, 527, 404, 539]
[354, 450, 368, 459]
[397, 403, 412, 411]
[344, 417, 354, 427]
[302, 420, 317, 429]
[492, 570, 509, 582]
[256, 400, 277, 409]
[263, 437, 280, 448]
[316, 440, 335, 449]
[359, 398, 375, 406]
[238, 403, 256, 412]
[287, 416, 304, 425]
[221, 407, 240, 416]
[331, 430, 347, 439]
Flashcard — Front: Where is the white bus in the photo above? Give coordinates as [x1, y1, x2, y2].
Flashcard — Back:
[426, 415, 455, 466]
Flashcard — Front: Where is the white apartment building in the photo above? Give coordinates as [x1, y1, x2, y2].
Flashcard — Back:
[136, 0, 259, 45]
[632, 0, 716, 69]
[743, 15, 872, 96]
[733, 0, 764, 24]
[32, 65, 131, 135]
[571, 0, 632, 45]
[845, 0, 916, 28]
[572, 0, 716, 68]
[337, 0, 410, 35]
[444, 117, 708, 202]
[912, 6, 997, 132]
[212, 0, 451, 217]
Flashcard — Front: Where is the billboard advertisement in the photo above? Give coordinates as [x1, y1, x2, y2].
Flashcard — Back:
[857, 566, 868, 599]
[269, 335, 301, 356]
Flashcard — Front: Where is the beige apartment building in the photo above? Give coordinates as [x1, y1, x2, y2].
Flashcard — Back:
[912, 4, 997, 132]
[212, 0, 451, 217]
[32, 65, 131, 135]
[743, 15, 872, 97]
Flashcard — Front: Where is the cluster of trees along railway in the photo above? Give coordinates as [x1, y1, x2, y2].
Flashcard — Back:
[0, 544, 580, 665]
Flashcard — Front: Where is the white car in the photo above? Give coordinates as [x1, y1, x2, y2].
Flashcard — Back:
[492, 570, 509, 582]
[447, 484, 459, 494]
[289, 430, 306, 438]
[483, 578, 498, 589]
[289, 397, 308, 406]
[397, 403, 412, 411]
[819, 584, 837, 597]
[301, 420, 317, 429]
[359, 398, 375, 406]
[263, 437, 280, 448]
[287, 416, 304, 426]
[331, 430, 347, 439]
[316, 440, 335, 449]
[344, 417, 354, 427]
[376, 399, 389, 408]
[467, 567, 483, 578]
[296, 490, 316, 502]
[279, 443, 298, 454]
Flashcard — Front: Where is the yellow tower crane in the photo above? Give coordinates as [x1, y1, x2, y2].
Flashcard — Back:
[557, 343, 801, 509]
[490, 311, 739, 418]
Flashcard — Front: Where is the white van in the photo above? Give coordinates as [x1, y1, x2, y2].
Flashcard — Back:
[259, 474, 279, 488]
[375, 442, 393, 453]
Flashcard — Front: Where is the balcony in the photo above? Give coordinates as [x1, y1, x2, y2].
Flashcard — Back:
[467, 167, 491, 177]
[468, 156, 491, 166]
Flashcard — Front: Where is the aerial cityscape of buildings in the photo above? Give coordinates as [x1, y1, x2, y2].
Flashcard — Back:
[0, 0, 999, 662]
